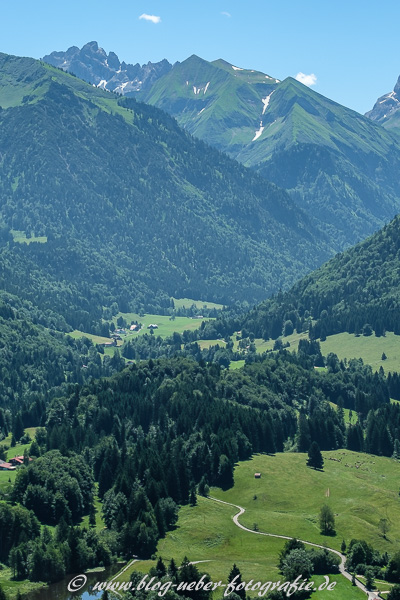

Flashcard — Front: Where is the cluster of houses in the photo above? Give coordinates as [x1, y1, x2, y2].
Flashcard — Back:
[100, 324, 143, 348]
[0, 455, 33, 471]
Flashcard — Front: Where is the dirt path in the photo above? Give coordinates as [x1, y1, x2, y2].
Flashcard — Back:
[208, 496, 381, 600]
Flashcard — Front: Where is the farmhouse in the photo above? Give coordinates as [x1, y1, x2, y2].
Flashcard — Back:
[102, 339, 117, 347]
[254, 473, 261, 478]
[147, 324, 158, 329]
[0, 460, 15, 471]
[9, 455, 33, 467]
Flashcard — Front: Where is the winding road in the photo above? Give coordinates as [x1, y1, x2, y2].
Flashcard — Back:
[207, 496, 382, 600]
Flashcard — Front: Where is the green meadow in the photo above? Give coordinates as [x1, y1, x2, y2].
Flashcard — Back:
[117, 495, 364, 600]
[69, 330, 111, 345]
[226, 329, 400, 372]
[114, 311, 211, 338]
[111, 449, 400, 599]
[172, 297, 224, 310]
[255, 329, 400, 373]
[319, 331, 400, 373]
[212, 451, 400, 553]
[10, 230, 47, 244]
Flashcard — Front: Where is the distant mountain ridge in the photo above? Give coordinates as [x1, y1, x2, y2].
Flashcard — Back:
[0, 51, 330, 331]
[43, 42, 400, 252]
[42, 41, 172, 95]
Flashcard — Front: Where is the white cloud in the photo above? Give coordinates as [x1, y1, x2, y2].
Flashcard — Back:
[221, 11, 231, 17]
[295, 72, 317, 87]
[139, 14, 161, 24]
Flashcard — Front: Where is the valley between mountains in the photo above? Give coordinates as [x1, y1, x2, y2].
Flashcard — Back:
[1, 42, 400, 600]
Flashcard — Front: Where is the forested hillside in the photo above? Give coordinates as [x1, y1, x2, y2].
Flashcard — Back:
[0, 53, 330, 332]
[0, 290, 125, 416]
[228, 213, 400, 341]
[2, 344, 399, 584]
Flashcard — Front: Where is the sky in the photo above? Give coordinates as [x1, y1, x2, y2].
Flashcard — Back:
[1, 0, 400, 114]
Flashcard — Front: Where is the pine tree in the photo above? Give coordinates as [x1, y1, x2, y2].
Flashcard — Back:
[228, 564, 245, 600]
[155, 556, 166, 578]
[393, 439, 400, 460]
[307, 441, 324, 470]
[168, 558, 178, 581]
[297, 414, 311, 452]
[190, 487, 197, 506]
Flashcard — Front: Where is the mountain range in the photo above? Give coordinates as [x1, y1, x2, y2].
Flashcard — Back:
[44, 42, 400, 250]
[0, 52, 329, 331]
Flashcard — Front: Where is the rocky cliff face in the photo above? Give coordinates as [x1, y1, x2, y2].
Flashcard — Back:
[42, 41, 172, 95]
[365, 75, 400, 126]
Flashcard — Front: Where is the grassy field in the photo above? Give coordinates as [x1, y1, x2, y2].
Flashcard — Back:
[10, 229, 47, 244]
[257, 329, 400, 373]
[112, 450, 400, 599]
[212, 451, 400, 553]
[319, 331, 400, 373]
[230, 360, 246, 370]
[0, 566, 45, 599]
[172, 297, 224, 310]
[328, 402, 353, 425]
[0, 427, 37, 460]
[114, 496, 364, 600]
[69, 330, 111, 345]
[114, 312, 211, 339]
[80, 486, 105, 532]
[68, 312, 211, 360]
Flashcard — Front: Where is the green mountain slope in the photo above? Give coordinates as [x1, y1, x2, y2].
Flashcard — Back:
[0, 52, 329, 330]
[0, 290, 126, 417]
[236, 213, 400, 341]
[140, 56, 400, 249]
[140, 55, 279, 151]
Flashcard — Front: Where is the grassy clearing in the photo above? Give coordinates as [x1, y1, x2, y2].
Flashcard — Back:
[69, 330, 111, 345]
[328, 402, 354, 425]
[117, 496, 290, 584]
[0, 566, 45, 599]
[0, 469, 17, 488]
[0, 427, 37, 463]
[319, 331, 400, 373]
[248, 331, 309, 354]
[212, 451, 400, 553]
[172, 297, 224, 310]
[80, 486, 105, 532]
[197, 340, 226, 350]
[10, 230, 47, 244]
[230, 360, 246, 370]
[269, 329, 400, 373]
[114, 312, 210, 339]
[118, 491, 363, 599]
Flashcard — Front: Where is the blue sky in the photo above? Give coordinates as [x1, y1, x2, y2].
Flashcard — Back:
[1, 0, 400, 114]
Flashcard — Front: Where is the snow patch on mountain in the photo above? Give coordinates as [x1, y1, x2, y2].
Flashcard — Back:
[252, 122, 264, 141]
[262, 91, 275, 115]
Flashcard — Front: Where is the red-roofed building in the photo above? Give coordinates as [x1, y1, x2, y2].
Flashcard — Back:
[0, 459, 16, 471]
